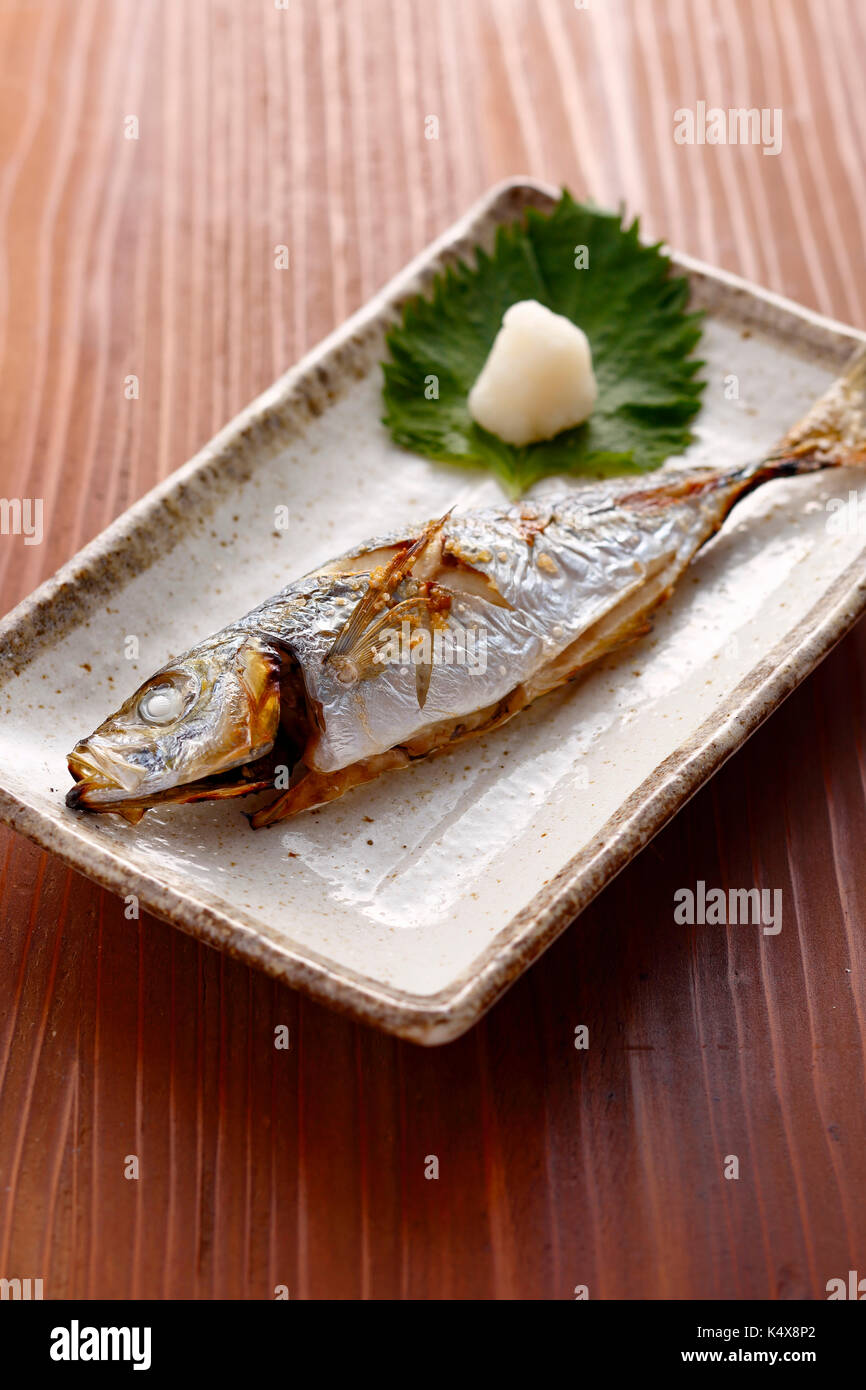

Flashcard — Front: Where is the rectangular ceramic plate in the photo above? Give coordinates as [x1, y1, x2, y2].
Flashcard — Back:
[2, 178, 865, 1044]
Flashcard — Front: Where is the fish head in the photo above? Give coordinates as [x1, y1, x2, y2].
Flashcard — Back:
[66, 634, 283, 816]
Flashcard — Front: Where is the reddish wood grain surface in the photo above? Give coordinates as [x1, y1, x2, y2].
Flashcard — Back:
[2, 0, 866, 1300]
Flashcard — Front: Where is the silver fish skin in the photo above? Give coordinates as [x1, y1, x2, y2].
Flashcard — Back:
[245, 473, 739, 774]
[65, 345, 866, 825]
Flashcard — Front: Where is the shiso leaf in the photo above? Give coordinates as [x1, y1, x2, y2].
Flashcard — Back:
[381, 192, 705, 494]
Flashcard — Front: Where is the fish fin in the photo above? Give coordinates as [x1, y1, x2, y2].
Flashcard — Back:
[326, 547, 410, 661]
[326, 617, 391, 685]
[412, 607, 434, 709]
[327, 597, 442, 709]
[414, 652, 432, 710]
[767, 343, 866, 470]
[118, 807, 147, 825]
[713, 344, 866, 507]
[326, 511, 451, 664]
[250, 748, 411, 827]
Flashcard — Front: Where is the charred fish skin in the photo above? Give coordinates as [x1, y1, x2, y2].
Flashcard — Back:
[65, 346, 866, 826]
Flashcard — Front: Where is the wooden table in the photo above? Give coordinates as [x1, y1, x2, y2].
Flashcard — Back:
[2, 0, 865, 1300]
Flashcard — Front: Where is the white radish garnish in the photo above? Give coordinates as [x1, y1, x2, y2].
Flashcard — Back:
[468, 299, 598, 447]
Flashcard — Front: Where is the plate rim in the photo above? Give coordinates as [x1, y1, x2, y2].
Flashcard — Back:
[2, 175, 865, 1044]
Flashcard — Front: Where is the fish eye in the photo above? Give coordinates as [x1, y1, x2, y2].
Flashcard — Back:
[138, 681, 187, 726]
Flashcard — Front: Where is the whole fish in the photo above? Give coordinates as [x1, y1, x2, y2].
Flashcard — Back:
[66, 347, 866, 827]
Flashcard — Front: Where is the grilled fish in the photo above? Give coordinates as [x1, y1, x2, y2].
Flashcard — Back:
[66, 347, 866, 827]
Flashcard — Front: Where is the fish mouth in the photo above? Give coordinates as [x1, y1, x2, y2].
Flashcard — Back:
[65, 742, 289, 817]
[66, 740, 149, 807]
[66, 778, 115, 810]
[66, 739, 140, 806]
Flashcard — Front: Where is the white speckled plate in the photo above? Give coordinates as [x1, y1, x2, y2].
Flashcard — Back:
[1, 179, 865, 1043]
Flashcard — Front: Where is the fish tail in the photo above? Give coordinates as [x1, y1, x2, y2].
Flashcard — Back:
[744, 344, 866, 488]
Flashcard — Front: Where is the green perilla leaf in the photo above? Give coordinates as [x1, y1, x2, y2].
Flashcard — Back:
[382, 191, 704, 494]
